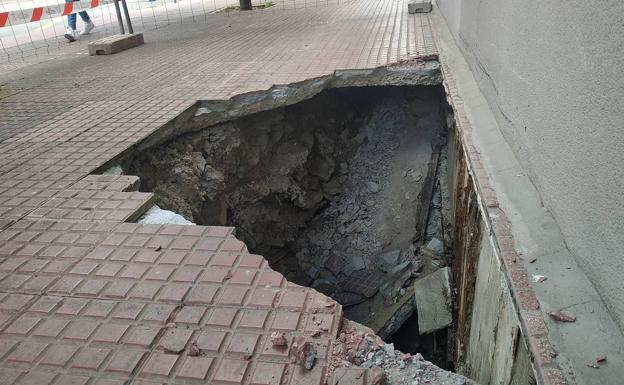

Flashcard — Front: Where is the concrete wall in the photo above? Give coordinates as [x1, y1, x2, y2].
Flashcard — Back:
[449, 125, 534, 385]
[464, 228, 534, 385]
[437, 0, 624, 330]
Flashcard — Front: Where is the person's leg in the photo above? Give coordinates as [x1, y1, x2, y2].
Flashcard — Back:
[70, 0, 90, 24]
[65, 0, 77, 41]
[78, 10, 91, 23]
[66, 0, 77, 31]
[79, 10, 95, 35]
[67, 13, 77, 29]
[73, 0, 96, 35]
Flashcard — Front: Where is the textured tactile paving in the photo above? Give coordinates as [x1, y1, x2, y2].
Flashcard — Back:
[0, 219, 347, 385]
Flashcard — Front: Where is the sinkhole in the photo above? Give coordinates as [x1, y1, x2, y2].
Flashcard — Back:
[126, 85, 454, 368]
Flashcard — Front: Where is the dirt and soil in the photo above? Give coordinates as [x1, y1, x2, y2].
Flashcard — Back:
[126, 85, 451, 348]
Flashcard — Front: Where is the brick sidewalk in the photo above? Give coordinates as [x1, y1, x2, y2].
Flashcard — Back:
[0, 2, 451, 384]
[1, 0, 436, 225]
[0, 207, 345, 384]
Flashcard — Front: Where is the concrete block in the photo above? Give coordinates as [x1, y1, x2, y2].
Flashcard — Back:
[413, 267, 452, 334]
[408, 0, 432, 14]
[88, 33, 144, 56]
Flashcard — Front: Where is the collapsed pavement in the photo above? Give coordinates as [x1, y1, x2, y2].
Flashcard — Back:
[286, 318, 475, 385]
[126, 84, 456, 367]
[330, 320, 472, 385]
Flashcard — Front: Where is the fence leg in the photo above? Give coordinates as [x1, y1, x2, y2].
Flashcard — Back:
[120, 0, 134, 34]
[113, 0, 126, 34]
[240, 0, 252, 10]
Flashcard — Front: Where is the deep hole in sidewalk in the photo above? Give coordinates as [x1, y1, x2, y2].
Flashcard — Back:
[126, 85, 454, 368]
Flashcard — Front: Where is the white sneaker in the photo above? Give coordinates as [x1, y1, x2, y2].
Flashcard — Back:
[64, 27, 76, 42]
[80, 21, 95, 35]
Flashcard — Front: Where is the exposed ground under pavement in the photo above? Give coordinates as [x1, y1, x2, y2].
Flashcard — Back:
[127, 85, 454, 365]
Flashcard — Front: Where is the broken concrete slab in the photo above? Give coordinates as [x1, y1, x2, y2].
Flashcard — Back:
[337, 320, 478, 385]
[408, 0, 432, 14]
[426, 237, 444, 254]
[342, 261, 356, 276]
[350, 255, 366, 271]
[334, 291, 366, 307]
[375, 249, 401, 273]
[377, 290, 416, 339]
[324, 253, 346, 275]
[306, 265, 320, 279]
[379, 261, 413, 303]
[414, 267, 452, 334]
[343, 269, 383, 298]
[419, 247, 442, 261]
[88, 33, 144, 56]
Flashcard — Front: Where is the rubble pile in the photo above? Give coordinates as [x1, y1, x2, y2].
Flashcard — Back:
[128, 86, 453, 343]
[326, 320, 473, 385]
[257, 319, 473, 385]
[291, 90, 444, 306]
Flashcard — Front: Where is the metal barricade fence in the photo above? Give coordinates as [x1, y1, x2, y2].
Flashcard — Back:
[0, 0, 347, 64]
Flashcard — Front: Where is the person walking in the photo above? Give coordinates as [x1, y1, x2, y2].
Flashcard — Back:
[64, 0, 95, 42]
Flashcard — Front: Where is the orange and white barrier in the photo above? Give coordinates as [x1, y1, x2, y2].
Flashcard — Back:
[0, 0, 113, 27]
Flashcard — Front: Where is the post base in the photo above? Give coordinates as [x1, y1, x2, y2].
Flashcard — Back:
[407, 0, 432, 13]
[88, 33, 144, 56]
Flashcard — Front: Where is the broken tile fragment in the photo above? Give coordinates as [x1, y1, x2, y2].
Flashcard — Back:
[548, 310, 576, 322]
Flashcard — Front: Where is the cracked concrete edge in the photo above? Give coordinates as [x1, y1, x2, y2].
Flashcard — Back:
[94, 59, 442, 175]
[120, 59, 442, 154]
[430, 4, 624, 385]
[377, 289, 416, 340]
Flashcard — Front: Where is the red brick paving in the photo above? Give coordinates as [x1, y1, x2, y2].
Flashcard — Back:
[0, 1, 439, 384]
[0, 217, 352, 384]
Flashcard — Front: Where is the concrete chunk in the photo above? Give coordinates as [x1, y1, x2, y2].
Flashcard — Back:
[413, 267, 452, 334]
[88, 33, 144, 56]
[379, 261, 413, 303]
[408, 0, 432, 14]
[425, 237, 443, 254]
[375, 249, 401, 273]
